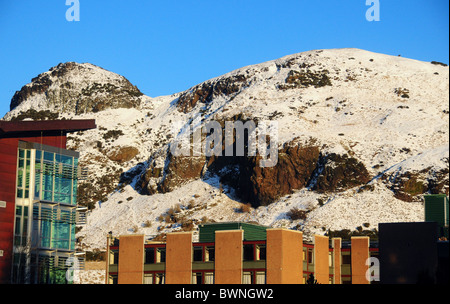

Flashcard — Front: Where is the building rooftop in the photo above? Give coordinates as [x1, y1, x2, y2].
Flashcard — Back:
[0, 119, 96, 135]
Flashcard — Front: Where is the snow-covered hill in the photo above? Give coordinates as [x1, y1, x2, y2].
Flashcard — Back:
[4, 48, 449, 250]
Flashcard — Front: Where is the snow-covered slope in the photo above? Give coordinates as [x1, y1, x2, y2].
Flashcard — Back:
[4, 48, 449, 250]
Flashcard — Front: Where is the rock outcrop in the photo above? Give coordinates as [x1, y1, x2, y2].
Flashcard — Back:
[9, 62, 143, 115]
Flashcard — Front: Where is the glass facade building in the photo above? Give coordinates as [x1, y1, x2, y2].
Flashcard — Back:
[12, 141, 85, 284]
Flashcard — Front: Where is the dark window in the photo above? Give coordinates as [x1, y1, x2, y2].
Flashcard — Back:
[307, 248, 313, 264]
[113, 251, 119, 265]
[342, 253, 351, 265]
[145, 247, 155, 264]
[206, 246, 215, 262]
[194, 272, 203, 284]
[243, 244, 254, 261]
[193, 247, 203, 262]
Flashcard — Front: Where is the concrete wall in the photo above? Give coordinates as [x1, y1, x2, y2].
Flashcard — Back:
[314, 235, 329, 284]
[266, 229, 303, 284]
[215, 230, 243, 284]
[118, 234, 144, 284]
[166, 232, 192, 284]
[332, 238, 342, 284]
[351, 237, 370, 284]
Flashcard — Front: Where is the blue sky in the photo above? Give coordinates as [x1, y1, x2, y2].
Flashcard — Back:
[0, 0, 448, 118]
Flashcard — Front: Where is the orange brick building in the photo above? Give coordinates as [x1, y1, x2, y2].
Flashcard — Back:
[106, 222, 379, 284]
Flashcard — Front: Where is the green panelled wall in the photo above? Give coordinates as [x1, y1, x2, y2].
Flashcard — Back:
[198, 222, 268, 243]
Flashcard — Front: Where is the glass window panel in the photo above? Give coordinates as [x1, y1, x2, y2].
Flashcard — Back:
[15, 216, 21, 235]
[43, 191, 53, 201]
[243, 272, 252, 284]
[257, 245, 266, 260]
[193, 247, 203, 262]
[192, 273, 202, 284]
[205, 246, 215, 262]
[36, 150, 42, 161]
[256, 272, 266, 284]
[157, 248, 166, 263]
[18, 149, 24, 158]
[44, 152, 54, 162]
[61, 155, 72, 165]
[243, 244, 254, 261]
[205, 273, 214, 284]
[144, 274, 153, 284]
[155, 273, 164, 284]
[17, 170, 23, 188]
[145, 248, 155, 264]
[40, 220, 52, 248]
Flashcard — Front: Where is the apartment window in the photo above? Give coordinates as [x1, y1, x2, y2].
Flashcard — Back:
[205, 246, 215, 262]
[342, 253, 351, 265]
[204, 272, 214, 284]
[243, 244, 254, 261]
[256, 245, 266, 260]
[193, 272, 214, 284]
[243, 271, 253, 284]
[36, 149, 79, 205]
[111, 250, 119, 265]
[156, 248, 166, 263]
[193, 246, 203, 262]
[307, 248, 314, 264]
[144, 273, 153, 284]
[255, 271, 266, 284]
[14, 206, 29, 246]
[145, 247, 155, 264]
[16, 149, 31, 200]
[192, 272, 203, 284]
[154, 273, 165, 284]
[109, 275, 118, 284]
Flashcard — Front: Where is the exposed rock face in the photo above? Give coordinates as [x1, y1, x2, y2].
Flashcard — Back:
[160, 154, 206, 193]
[10, 62, 143, 114]
[107, 146, 139, 163]
[227, 145, 320, 206]
[278, 69, 332, 90]
[136, 137, 373, 207]
[176, 74, 250, 113]
[313, 153, 372, 193]
[382, 166, 449, 202]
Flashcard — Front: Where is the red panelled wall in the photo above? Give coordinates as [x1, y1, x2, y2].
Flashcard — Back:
[0, 133, 67, 284]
